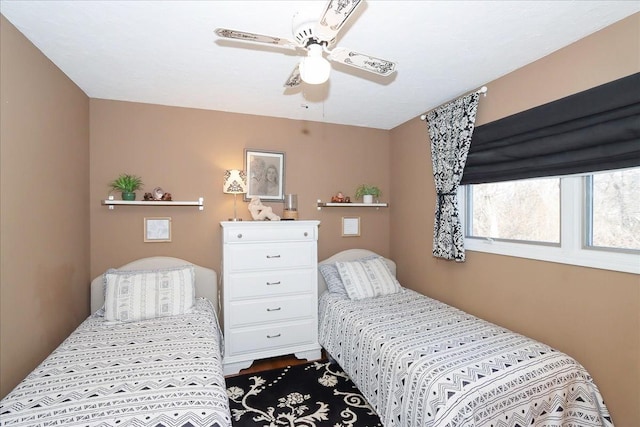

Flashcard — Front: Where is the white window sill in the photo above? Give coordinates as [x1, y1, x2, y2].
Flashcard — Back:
[465, 237, 639, 275]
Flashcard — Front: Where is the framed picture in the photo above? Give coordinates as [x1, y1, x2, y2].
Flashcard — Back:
[144, 217, 172, 242]
[342, 216, 361, 237]
[244, 149, 285, 202]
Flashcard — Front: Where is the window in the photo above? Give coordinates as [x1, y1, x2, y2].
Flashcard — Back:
[460, 167, 639, 274]
[466, 178, 560, 245]
[586, 168, 640, 252]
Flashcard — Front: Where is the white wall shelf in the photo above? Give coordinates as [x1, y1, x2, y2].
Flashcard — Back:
[102, 196, 204, 210]
[317, 200, 388, 210]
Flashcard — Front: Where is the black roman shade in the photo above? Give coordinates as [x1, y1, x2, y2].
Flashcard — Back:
[461, 72, 640, 185]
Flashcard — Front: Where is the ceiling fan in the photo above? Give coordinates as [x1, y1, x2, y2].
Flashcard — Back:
[214, 0, 396, 87]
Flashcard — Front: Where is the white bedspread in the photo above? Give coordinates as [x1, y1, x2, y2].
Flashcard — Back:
[0, 298, 231, 427]
[319, 289, 613, 427]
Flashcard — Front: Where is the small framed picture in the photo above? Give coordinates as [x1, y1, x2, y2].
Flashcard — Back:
[342, 216, 361, 237]
[244, 149, 285, 202]
[144, 217, 172, 242]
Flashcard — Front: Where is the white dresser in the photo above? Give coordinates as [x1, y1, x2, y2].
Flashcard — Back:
[220, 220, 322, 375]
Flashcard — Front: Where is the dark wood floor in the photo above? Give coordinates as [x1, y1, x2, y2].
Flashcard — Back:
[226, 351, 328, 378]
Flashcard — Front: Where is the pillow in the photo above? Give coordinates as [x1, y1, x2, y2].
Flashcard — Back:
[103, 265, 196, 322]
[336, 257, 401, 300]
[319, 263, 348, 296]
[319, 254, 383, 296]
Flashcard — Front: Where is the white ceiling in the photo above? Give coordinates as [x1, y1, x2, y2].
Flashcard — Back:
[1, 1, 638, 130]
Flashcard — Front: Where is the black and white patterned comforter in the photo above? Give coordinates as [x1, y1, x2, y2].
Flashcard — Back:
[319, 289, 613, 427]
[0, 298, 232, 427]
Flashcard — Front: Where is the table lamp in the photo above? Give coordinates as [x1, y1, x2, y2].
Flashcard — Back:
[223, 169, 247, 221]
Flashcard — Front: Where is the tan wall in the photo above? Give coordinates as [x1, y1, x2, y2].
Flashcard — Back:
[89, 100, 391, 278]
[390, 14, 640, 426]
[0, 16, 90, 398]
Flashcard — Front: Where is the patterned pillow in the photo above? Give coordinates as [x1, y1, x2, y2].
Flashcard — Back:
[319, 263, 348, 296]
[336, 257, 401, 300]
[103, 265, 196, 322]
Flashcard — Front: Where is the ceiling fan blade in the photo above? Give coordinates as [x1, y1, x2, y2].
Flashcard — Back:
[316, 0, 363, 38]
[284, 64, 302, 88]
[328, 47, 396, 76]
[215, 28, 297, 49]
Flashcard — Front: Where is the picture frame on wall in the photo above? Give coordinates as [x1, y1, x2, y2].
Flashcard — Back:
[342, 216, 361, 237]
[144, 217, 172, 242]
[244, 149, 285, 202]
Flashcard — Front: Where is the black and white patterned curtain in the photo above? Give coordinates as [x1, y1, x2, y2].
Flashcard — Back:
[425, 92, 480, 261]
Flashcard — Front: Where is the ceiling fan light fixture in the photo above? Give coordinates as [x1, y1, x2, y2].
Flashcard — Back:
[216, 0, 397, 88]
[299, 44, 330, 85]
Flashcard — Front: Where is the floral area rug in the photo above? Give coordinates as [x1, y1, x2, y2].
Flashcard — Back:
[225, 360, 382, 427]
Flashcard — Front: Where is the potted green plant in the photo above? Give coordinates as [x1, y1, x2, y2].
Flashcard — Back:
[109, 173, 143, 201]
[355, 184, 382, 204]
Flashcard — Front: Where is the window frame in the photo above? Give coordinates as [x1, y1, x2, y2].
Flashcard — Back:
[459, 173, 639, 275]
[463, 177, 562, 246]
[584, 173, 640, 254]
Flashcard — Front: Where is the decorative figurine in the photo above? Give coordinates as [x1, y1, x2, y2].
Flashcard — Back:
[153, 187, 164, 200]
[143, 188, 172, 201]
[248, 197, 280, 221]
[331, 192, 350, 203]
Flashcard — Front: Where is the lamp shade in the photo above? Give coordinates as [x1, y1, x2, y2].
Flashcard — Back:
[223, 169, 247, 194]
[299, 44, 331, 85]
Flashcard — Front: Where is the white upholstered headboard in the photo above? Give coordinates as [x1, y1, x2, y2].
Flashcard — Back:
[90, 257, 218, 314]
[317, 249, 397, 296]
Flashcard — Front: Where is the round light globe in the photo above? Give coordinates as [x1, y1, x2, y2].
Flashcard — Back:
[299, 44, 331, 84]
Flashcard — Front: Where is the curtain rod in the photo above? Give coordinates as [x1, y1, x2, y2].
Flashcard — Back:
[420, 86, 488, 121]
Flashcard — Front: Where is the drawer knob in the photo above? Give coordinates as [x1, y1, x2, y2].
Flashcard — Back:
[237, 233, 243, 239]
[266, 281, 281, 286]
[266, 307, 282, 312]
[266, 254, 281, 259]
[267, 333, 281, 339]
[304, 232, 308, 237]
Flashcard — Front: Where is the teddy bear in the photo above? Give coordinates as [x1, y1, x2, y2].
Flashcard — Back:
[248, 197, 280, 221]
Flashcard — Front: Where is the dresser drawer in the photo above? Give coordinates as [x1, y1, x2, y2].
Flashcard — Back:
[227, 242, 315, 271]
[228, 269, 314, 299]
[224, 225, 316, 243]
[227, 320, 316, 356]
[228, 295, 313, 327]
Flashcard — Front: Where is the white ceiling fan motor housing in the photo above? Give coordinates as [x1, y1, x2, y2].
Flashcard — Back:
[292, 12, 335, 48]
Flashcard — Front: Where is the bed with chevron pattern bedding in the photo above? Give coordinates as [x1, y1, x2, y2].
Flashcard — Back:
[0, 257, 232, 427]
[317, 250, 613, 427]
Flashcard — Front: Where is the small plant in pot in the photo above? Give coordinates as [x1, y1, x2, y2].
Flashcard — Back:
[109, 173, 143, 201]
[355, 184, 381, 204]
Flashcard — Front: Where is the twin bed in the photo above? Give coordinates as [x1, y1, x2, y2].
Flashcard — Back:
[0, 257, 232, 427]
[1, 251, 613, 427]
[317, 249, 613, 427]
